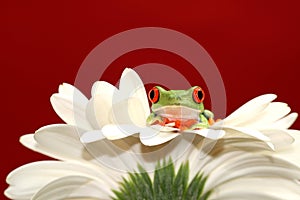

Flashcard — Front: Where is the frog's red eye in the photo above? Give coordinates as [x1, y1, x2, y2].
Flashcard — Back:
[193, 87, 205, 103]
[148, 87, 160, 103]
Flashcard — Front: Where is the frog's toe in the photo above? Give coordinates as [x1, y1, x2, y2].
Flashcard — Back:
[190, 123, 209, 130]
[208, 118, 215, 125]
[147, 117, 165, 126]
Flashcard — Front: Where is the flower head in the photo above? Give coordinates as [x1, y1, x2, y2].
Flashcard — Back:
[6, 130, 300, 199]
[5, 68, 300, 199]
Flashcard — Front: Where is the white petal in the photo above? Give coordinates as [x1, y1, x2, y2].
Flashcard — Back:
[236, 102, 292, 129]
[270, 130, 300, 167]
[150, 124, 179, 132]
[86, 94, 116, 129]
[29, 124, 141, 173]
[261, 129, 295, 150]
[221, 94, 277, 126]
[58, 83, 87, 102]
[119, 68, 150, 117]
[22, 125, 161, 173]
[33, 125, 122, 170]
[30, 124, 95, 162]
[212, 125, 270, 141]
[87, 81, 120, 129]
[219, 126, 274, 150]
[20, 134, 41, 152]
[91, 81, 117, 97]
[184, 129, 226, 140]
[51, 84, 92, 130]
[20, 131, 123, 181]
[32, 176, 111, 200]
[119, 68, 144, 98]
[110, 97, 150, 126]
[211, 177, 300, 200]
[140, 128, 180, 146]
[261, 102, 291, 122]
[80, 130, 105, 143]
[101, 124, 140, 140]
[20, 133, 82, 162]
[20, 134, 88, 160]
[5, 161, 113, 200]
[272, 112, 298, 129]
[204, 151, 300, 192]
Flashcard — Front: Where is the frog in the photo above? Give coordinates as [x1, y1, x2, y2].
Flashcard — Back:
[146, 86, 215, 131]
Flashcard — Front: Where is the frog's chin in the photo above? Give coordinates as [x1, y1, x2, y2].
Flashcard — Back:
[153, 105, 200, 120]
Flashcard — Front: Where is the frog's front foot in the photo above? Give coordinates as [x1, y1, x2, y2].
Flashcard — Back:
[189, 114, 211, 130]
[190, 122, 210, 130]
[208, 118, 215, 125]
[146, 113, 165, 126]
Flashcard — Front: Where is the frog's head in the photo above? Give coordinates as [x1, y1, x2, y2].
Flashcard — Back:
[148, 86, 205, 112]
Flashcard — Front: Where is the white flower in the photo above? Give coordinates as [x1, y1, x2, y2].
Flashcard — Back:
[5, 68, 300, 199]
[5, 130, 300, 199]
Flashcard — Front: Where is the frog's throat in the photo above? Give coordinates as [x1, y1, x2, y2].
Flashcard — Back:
[152, 105, 201, 120]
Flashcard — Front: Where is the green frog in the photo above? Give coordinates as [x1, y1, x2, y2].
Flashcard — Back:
[146, 86, 215, 130]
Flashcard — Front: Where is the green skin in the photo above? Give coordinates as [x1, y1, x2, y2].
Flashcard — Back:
[146, 86, 214, 130]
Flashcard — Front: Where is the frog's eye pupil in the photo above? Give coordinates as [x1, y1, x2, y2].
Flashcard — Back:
[148, 87, 159, 103]
[150, 90, 155, 99]
[193, 87, 205, 103]
[197, 90, 203, 100]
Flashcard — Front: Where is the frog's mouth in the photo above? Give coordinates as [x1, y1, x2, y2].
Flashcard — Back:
[153, 105, 200, 121]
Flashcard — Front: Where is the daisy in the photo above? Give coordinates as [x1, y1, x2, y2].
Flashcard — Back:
[5, 130, 300, 199]
[5, 68, 300, 199]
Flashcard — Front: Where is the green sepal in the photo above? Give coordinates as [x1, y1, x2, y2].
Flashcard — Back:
[112, 159, 212, 200]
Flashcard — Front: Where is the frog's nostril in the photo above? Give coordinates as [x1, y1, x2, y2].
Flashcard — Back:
[168, 95, 181, 101]
[168, 95, 175, 100]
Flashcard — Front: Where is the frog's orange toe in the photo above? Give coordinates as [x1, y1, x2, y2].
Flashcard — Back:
[208, 118, 215, 125]
[151, 120, 165, 126]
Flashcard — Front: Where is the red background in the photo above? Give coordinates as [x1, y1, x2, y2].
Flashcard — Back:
[1, 1, 300, 199]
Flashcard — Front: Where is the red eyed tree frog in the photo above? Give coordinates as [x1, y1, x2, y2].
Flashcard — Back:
[146, 86, 215, 131]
